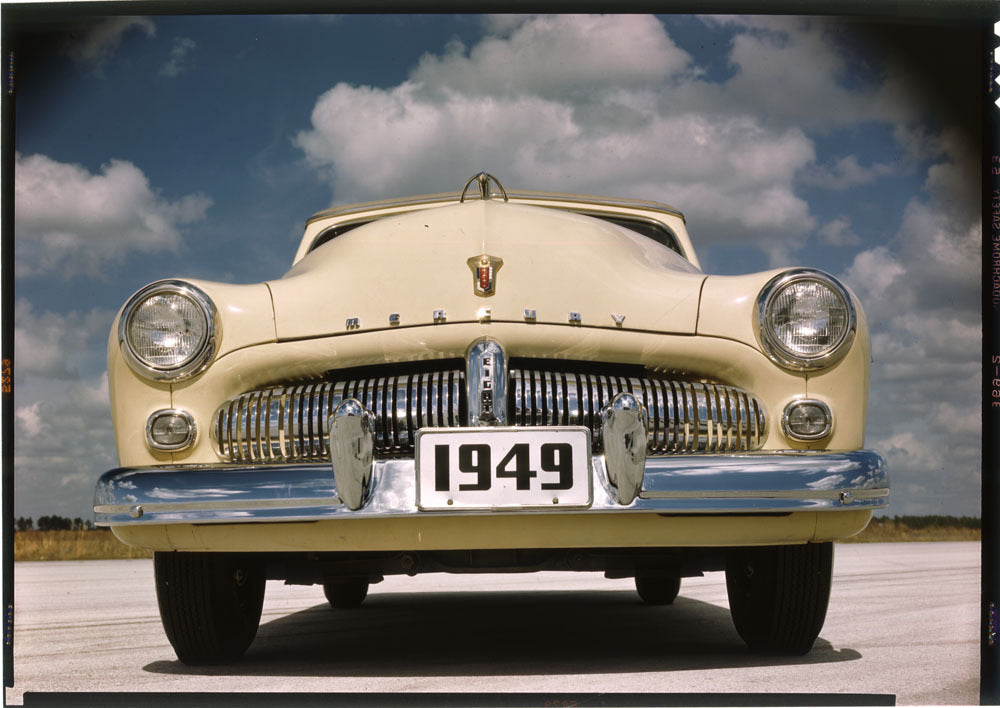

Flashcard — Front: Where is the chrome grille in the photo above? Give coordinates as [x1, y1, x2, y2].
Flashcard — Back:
[510, 370, 765, 454]
[214, 371, 464, 463]
[213, 366, 766, 463]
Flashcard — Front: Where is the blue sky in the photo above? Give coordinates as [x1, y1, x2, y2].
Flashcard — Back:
[10, 14, 982, 520]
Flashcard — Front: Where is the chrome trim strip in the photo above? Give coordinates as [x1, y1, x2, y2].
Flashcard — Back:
[94, 449, 888, 525]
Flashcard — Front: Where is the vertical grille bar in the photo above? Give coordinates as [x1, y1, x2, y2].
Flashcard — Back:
[238, 392, 251, 462]
[414, 373, 426, 430]
[752, 395, 763, 448]
[565, 373, 579, 426]
[707, 384, 719, 452]
[265, 389, 279, 460]
[544, 371, 556, 426]
[299, 385, 312, 459]
[447, 371, 460, 426]
[654, 379, 669, 454]
[250, 390, 265, 461]
[398, 375, 411, 450]
[718, 386, 732, 452]
[307, 384, 320, 458]
[734, 390, 747, 451]
[279, 389, 291, 460]
[680, 382, 694, 452]
[430, 372, 441, 427]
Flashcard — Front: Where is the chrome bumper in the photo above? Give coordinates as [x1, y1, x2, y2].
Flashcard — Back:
[94, 450, 888, 526]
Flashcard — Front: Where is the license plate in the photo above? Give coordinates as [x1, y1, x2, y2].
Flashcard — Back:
[415, 427, 592, 511]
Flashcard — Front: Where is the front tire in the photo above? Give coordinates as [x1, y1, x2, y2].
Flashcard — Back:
[154, 552, 266, 665]
[725, 542, 833, 655]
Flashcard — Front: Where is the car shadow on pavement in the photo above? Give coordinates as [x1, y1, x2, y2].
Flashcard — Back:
[143, 589, 862, 677]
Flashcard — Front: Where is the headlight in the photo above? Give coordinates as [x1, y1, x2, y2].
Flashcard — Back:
[755, 269, 856, 371]
[119, 280, 218, 381]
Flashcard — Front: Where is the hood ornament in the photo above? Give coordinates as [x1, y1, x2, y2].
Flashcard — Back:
[460, 172, 509, 202]
[467, 253, 503, 297]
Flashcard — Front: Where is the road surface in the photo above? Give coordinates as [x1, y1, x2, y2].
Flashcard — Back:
[5, 542, 981, 705]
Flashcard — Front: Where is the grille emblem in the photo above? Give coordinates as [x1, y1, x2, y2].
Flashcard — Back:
[466, 338, 507, 426]
[467, 254, 503, 297]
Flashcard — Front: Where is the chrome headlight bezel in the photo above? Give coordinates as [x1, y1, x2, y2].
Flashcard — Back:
[755, 269, 857, 372]
[118, 280, 219, 382]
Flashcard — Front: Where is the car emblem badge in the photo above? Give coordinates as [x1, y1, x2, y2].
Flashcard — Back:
[467, 254, 503, 297]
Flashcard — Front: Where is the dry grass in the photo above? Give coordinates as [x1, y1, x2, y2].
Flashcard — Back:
[11, 516, 979, 561]
[840, 516, 981, 543]
[14, 530, 153, 561]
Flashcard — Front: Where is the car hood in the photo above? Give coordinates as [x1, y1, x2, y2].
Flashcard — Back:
[268, 200, 705, 341]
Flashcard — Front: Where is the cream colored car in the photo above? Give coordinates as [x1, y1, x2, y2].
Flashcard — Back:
[95, 172, 888, 664]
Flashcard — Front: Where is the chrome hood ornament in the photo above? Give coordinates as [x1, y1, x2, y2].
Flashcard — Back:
[467, 253, 503, 297]
[460, 171, 509, 202]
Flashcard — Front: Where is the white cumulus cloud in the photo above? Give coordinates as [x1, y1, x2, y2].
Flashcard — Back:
[803, 156, 895, 191]
[14, 373, 117, 520]
[160, 36, 197, 77]
[15, 153, 211, 279]
[411, 15, 693, 99]
[296, 14, 819, 252]
[689, 16, 889, 130]
[14, 300, 115, 380]
[819, 217, 862, 246]
[840, 130, 980, 517]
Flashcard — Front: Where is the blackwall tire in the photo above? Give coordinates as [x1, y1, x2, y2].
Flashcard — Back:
[725, 542, 833, 655]
[635, 575, 681, 605]
[154, 551, 266, 665]
[323, 580, 370, 609]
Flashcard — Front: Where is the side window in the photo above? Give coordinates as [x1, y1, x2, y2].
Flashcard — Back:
[309, 221, 371, 253]
[593, 216, 683, 257]
[307, 212, 685, 260]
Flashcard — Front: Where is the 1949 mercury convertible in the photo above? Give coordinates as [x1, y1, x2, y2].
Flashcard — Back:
[94, 172, 889, 664]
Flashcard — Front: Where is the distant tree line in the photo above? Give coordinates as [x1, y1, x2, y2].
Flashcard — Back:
[14, 516, 95, 532]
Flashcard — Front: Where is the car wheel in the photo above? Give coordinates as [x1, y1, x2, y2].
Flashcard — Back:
[725, 542, 833, 655]
[323, 580, 369, 609]
[154, 551, 266, 665]
[634, 575, 681, 605]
